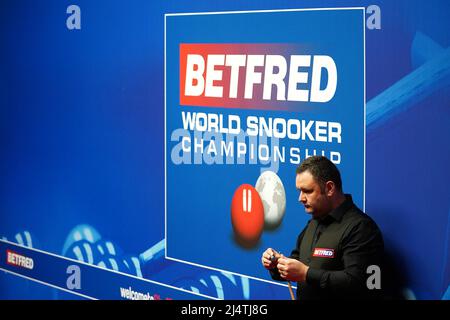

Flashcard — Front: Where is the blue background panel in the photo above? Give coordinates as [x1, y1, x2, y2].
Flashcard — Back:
[166, 9, 364, 281]
[0, 0, 449, 300]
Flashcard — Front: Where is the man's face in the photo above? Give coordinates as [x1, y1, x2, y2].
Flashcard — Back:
[295, 171, 331, 219]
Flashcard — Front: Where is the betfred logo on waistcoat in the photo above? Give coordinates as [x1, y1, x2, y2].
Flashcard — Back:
[313, 248, 335, 258]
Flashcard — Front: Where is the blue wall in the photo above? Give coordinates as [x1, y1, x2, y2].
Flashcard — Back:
[0, 0, 449, 300]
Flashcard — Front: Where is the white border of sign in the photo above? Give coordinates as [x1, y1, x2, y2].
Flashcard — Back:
[165, 7, 366, 291]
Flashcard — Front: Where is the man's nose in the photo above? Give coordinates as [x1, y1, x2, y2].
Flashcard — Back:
[299, 192, 306, 203]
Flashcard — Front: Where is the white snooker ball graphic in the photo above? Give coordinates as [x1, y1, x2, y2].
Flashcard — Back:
[255, 170, 286, 230]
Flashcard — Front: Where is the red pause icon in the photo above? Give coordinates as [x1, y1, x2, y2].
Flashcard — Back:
[231, 184, 264, 247]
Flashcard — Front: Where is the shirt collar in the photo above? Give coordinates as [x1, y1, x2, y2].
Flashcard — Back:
[320, 194, 354, 224]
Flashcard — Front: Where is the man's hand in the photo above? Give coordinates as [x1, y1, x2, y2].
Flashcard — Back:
[261, 248, 281, 270]
[277, 255, 309, 282]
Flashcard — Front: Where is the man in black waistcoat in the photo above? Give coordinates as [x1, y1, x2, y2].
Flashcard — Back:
[261, 156, 384, 300]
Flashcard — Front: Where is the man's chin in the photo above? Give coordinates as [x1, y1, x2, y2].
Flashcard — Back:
[305, 208, 320, 218]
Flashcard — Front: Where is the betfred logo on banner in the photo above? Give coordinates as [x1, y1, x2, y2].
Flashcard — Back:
[180, 44, 338, 110]
[6, 250, 34, 270]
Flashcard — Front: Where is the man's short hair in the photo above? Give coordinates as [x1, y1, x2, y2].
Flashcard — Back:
[296, 156, 343, 192]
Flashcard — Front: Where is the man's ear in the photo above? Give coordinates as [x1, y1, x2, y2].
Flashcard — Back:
[325, 181, 335, 197]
